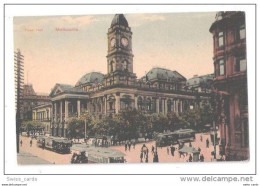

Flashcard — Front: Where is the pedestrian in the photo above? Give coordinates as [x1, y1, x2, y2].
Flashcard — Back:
[30, 139, 32, 147]
[151, 145, 154, 154]
[198, 147, 201, 153]
[153, 151, 159, 162]
[145, 153, 148, 163]
[170, 145, 174, 156]
[200, 135, 203, 142]
[189, 154, 192, 162]
[206, 138, 209, 148]
[167, 146, 169, 155]
[42, 139, 45, 150]
[172, 146, 175, 156]
[146, 148, 149, 157]
[140, 152, 143, 163]
[128, 142, 131, 151]
[200, 154, 204, 162]
[125, 143, 127, 151]
[20, 139, 23, 147]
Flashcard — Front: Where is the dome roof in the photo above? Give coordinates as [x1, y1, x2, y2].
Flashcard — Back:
[145, 67, 186, 81]
[186, 74, 214, 87]
[75, 72, 104, 86]
[111, 14, 129, 27]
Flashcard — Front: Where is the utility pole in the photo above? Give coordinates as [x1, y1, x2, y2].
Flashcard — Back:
[14, 49, 24, 153]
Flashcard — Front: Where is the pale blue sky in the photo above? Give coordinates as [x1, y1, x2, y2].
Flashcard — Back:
[14, 12, 216, 94]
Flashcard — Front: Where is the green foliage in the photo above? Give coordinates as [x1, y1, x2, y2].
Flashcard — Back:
[21, 120, 45, 131]
[66, 117, 85, 139]
[66, 105, 213, 140]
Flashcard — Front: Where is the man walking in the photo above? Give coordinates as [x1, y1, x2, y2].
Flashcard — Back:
[206, 138, 209, 148]
[30, 138, 33, 147]
[125, 143, 127, 151]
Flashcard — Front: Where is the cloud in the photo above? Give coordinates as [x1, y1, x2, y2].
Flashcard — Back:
[14, 15, 100, 31]
[127, 13, 166, 27]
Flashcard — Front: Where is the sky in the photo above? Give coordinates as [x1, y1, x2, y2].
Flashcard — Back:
[13, 12, 216, 94]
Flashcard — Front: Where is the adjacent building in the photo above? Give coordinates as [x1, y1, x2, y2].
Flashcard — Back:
[20, 84, 51, 120]
[209, 11, 248, 160]
[32, 103, 52, 134]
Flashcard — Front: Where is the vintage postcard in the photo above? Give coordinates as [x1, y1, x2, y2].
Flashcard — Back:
[13, 11, 248, 165]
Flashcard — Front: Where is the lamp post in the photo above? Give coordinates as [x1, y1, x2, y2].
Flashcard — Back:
[85, 118, 87, 140]
[213, 120, 216, 160]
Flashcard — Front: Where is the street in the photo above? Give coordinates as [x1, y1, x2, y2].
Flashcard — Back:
[18, 132, 219, 164]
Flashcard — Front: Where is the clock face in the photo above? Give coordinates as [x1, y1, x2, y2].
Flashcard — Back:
[121, 37, 128, 47]
[110, 38, 116, 47]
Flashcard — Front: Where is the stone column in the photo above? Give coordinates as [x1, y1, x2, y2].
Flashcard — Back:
[162, 98, 165, 114]
[165, 99, 168, 114]
[156, 98, 160, 114]
[180, 100, 183, 113]
[176, 99, 179, 114]
[115, 93, 121, 114]
[54, 102, 57, 122]
[77, 100, 81, 117]
[104, 96, 107, 115]
[60, 101, 63, 122]
[65, 100, 69, 121]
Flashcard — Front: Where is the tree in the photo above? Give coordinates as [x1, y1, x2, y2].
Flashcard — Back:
[66, 117, 85, 139]
[21, 120, 45, 136]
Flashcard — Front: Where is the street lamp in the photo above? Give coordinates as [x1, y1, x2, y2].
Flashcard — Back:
[213, 120, 216, 160]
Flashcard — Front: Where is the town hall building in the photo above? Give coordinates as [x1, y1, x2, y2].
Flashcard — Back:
[47, 14, 212, 137]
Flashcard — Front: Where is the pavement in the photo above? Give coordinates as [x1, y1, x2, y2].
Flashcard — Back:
[19, 135, 72, 164]
[17, 151, 51, 165]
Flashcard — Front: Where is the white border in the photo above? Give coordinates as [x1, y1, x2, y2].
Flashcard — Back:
[4, 4, 256, 175]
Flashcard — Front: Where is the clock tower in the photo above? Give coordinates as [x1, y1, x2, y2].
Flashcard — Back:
[105, 14, 136, 86]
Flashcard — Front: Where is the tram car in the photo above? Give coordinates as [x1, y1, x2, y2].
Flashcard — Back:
[71, 144, 125, 164]
[155, 129, 196, 147]
[37, 136, 72, 154]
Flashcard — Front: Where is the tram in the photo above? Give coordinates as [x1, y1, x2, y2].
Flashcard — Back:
[155, 129, 196, 147]
[37, 136, 72, 154]
[71, 144, 125, 164]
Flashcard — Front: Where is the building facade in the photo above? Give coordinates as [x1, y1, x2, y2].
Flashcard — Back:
[21, 84, 51, 120]
[186, 74, 214, 93]
[49, 14, 212, 137]
[209, 11, 248, 160]
[32, 103, 52, 134]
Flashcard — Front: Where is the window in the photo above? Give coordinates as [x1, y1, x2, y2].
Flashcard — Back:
[239, 24, 246, 40]
[122, 61, 128, 70]
[109, 102, 113, 110]
[218, 31, 224, 47]
[219, 59, 225, 75]
[236, 57, 247, 72]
